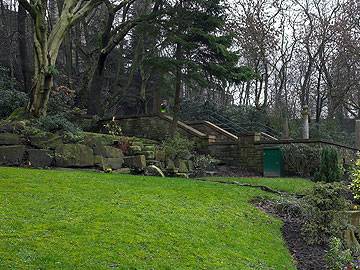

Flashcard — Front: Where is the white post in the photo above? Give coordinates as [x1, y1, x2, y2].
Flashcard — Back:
[302, 106, 309, 140]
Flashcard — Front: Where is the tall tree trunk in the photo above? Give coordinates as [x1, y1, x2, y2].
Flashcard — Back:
[64, 32, 73, 87]
[18, 4, 32, 92]
[27, 7, 53, 117]
[170, 42, 183, 136]
[87, 52, 108, 115]
[18, 0, 103, 117]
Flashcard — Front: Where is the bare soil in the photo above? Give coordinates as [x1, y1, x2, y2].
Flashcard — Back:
[256, 200, 328, 270]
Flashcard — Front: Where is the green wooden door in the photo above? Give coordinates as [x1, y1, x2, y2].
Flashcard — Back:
[263, 148, 283, 177]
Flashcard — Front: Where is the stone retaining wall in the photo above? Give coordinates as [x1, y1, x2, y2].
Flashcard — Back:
[207, 137, 359, 176]
[107, 114, 215, 143]
[186, 121, 238, 142]
[207, 133, 264, 174]
[258, 139, 359, 165]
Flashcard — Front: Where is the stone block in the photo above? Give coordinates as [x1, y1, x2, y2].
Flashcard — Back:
[29, 133, 63, 150]
[55, 144, 94, 168]
[143, 145, 155, 152]
[129, 145, 142, 155]
[0, 133, 21, 145]
[166, 159, 176, 170]
[27, 149, 54, 168]
[83, 132, 118, 147]
[155, 150, 166, 161]
[187, 160, 194, 172]
[114, 168, 131, 174]
[123, 155, 146, 170]
[94, 145, 123, 158]
[175, 159, 189, 173]
[143, 151, 155, 160]
[130, 141, 144, 149]
[0, 145, 25, 165]
[101, 157, 124, 170]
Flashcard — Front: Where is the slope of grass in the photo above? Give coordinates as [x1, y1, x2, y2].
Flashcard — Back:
[0, 167, 296, 270]
[203, 177, 315, 195]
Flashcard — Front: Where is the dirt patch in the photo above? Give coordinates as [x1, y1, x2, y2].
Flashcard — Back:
[256, 200, 328, 270]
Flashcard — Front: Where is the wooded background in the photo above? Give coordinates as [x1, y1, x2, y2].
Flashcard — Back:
[1, 0, 359, 144]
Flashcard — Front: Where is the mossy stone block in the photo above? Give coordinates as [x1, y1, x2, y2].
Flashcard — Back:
[27, 149, 54, 168]
[29, 133, 63, 150]
[124, 155, 146, 170]
[0, 145, 25, 165]
[55, 144, 94, 167]
[0, 133, 21, 145]
[143, 151, 155, 160]
[129, 145, 142, 155]
[155, 150, 166, 162]
[94, 145, 123, 158]
[143, 145, 155, 152]
[175, 159, 189, 173]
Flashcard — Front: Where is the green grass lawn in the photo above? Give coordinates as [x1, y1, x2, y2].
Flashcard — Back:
[0, 167, 301, 270]
[203, 177, 315, 195]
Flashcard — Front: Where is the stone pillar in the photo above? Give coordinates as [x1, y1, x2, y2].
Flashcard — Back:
[302, 106, 309, 140]
[356, 120, 360, 149]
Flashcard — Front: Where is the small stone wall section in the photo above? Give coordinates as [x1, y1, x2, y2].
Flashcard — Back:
[207, 133, 264, 174]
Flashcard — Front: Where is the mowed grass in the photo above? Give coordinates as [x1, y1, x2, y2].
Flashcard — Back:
[0, 167, 297, 270]
[203, 177, 315, 195]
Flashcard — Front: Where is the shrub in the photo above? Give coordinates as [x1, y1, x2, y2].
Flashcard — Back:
[192, 154, 217, 176]
[161, 133, 194, 160]
[301, 183, 350, 245]
[350, 160, 360, 200]
[35, 114, 81, 134]
[325, 237, 353, 270]
[47, 86, 75, 114]
[315, 147, 343, 182]
[281, 144, 322, 177]
[102, 120, 122, 137]
[273, 196, 304, 219]
[0, 66, 28, 118]
[0, 90, 28, 119]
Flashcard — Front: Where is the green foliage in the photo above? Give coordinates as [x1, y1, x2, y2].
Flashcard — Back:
[0, 66, 28, 119]
[47, 65, 59, 76]
[6, 107, 29, 121]
[350, 160, 360, 200]
[325, 237, 353, 270]
[273, 196, 304, 219]
[102, 120, 122, 137]
[314, 147, 343, 182]
[281, 144, 322, 178]
[301, 183, 350, 245]
[148, 0, 250, 94]
[0, 90, 28, 119]
[35, 114, 81, 135]
[161, 133, 194, 160]
[47, 88, 75, 114]
[192, 154, 216, 176]
[62, 131, 85, 144]
[0, 66, 17, 91]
